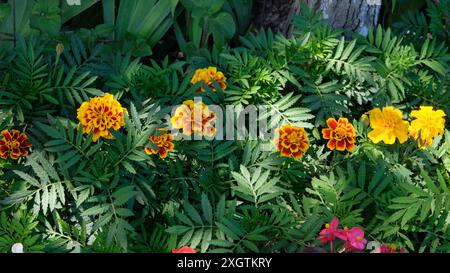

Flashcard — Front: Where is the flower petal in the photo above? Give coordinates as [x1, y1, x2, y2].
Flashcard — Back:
[327, 118, 338, 130]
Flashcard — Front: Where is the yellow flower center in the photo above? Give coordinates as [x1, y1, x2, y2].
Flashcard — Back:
[11, 141, 20, 149]
[325, 223, 330, 229]
[384, 119, 395, 128]
[288, 133, 301, 144]
[356, 236, 362, 241]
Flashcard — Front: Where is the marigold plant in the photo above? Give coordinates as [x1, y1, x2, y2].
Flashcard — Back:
[409, 106, 446, 148]
[77, 93, 127, 142]
[367, 106, 409, 145]
[170, 100, 217, 137]
[191, 67, 227, 92]
[1, 1, 450, 256]
[322, 118, 356, 152]
[274, 125, 309, 160]
[0, 130, 32, 160]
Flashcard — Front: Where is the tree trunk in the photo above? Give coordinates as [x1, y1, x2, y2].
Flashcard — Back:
[252, 0, 300, 36]
[252, 0, 382, 37]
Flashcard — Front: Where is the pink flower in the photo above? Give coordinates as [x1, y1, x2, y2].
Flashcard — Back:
[318, 218, 340, 244]
[172, 246, 197, 253]
[335, 227, 349, 241]
[380, 243, 405, 253]
[344, 227, 367, 251]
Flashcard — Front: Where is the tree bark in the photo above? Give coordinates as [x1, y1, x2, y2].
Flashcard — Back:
[252, 0, 382, 37]
[252, 0, 300, 36]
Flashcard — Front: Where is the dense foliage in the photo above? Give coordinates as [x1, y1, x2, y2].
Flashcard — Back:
[0, 0, 449, 253]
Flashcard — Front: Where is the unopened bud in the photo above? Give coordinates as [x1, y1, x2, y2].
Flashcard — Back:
[361, 114, 370, 127]
[56, 43, 64, 56]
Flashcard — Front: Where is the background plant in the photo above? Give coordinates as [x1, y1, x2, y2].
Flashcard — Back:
[0, 0, 448, 253]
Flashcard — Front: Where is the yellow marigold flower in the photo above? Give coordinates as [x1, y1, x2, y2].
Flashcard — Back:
[367, 106, 409, 145]
[145, 133, 175, 159]
[409, 106, 446, 148]
[322, 118, 356, 152]
[170, 100, 217, 137]
[77, 93, 127, 142]
[0, 130, 32, 160]
[274, 125, 309, 160]
[191, 67, 227, 92]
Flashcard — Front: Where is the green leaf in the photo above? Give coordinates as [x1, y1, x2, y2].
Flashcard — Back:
[112, 186, 137, 206]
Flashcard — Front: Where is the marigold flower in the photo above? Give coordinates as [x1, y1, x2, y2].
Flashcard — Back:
[77, 93, 127, 142]
[322, 118, 356, 152]
[318, 218, 340, 244]
[145, 133, 175, 159]
[409, 106, 446, 148]
[367, 106, 409, 145]
[170, 100, 216, 137]
[191, 67, 227, 92]
[274, 125, 309, 160]
[172, 246, 196, 253]
[0, 130, 32, 160]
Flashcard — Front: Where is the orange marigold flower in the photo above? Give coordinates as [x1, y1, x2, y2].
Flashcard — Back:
[77, 93, 127, 142]
[191, 67, 227, 92]
[322, 118, 357, 152]
[145, 133, 175, 159]
[0, 130, 32, 160]
[170, 100, 216, 137]
[274, 125, 309, 160]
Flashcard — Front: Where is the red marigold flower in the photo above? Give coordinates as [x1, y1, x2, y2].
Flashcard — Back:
[172, 246, 197, 253]
[322, 118, 356, 152]
[274, 125, 309, 160]
[145, 133, 175, 159]
[318, 218, 340, 244]
[0, 130, 32, 160]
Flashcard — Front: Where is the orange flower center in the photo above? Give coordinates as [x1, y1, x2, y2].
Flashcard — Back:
[334, 127, 348, 141]
[356, 236, 362, 241]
